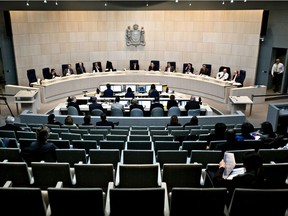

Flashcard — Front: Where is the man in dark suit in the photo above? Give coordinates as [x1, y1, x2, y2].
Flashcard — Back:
[76, 62, 86, 74]
[63, 64, 74, 76]
[103, 83, 114, 97]
[131, 62, 140, 70]
[185, 96, 200, 112]
[67, 96, 81, 115]
[129, 98, 144, 112]
[89, 96, 104, 113]
[0, 116, 23, 132]
[96, 113, 114, 128]
[150, 97, 164, 113]
[93, 62, 102, 72]
[148, 62, 158, 71]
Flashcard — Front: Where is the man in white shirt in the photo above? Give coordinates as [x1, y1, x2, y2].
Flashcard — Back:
[111, 96, 124, 112]
[216, 68, 229, 81]
[271, 58, 285, 92]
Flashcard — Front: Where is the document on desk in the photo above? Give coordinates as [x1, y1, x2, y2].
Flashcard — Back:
[222, 152, 236, 179]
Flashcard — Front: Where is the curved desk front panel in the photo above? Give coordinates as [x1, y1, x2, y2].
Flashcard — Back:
[33, 71, 234, 103]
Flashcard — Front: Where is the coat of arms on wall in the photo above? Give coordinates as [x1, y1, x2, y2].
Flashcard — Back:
[126, 24, 145, 47]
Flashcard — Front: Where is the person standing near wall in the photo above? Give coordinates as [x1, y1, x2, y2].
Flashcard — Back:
[271, 58, 284, 92]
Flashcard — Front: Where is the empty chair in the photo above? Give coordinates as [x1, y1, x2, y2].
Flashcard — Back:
[82, 134, 104, 145]
[258, 148, 288, 163]
[184, 125, 201, 130]
[181, 141, 208, 156]
[16, 131, 36, 139]
[60, 132, 82, 142]
[150, 130, 169, 137]
[162, 163, 203, 192]
[72, 140, 98, 154]
[170, 188, 228, 216]
[130, 108, 144, 117]
[106, 182, 169, 216]
[262, 163, 288, 189]
[209, 140, 227, 150]
[48, 132, 59, 140]
[121, 150, 155, 164]
[89, 149, 120, 169]
[0, 148, 23, 162]
[167, 125, 183, 134]
[189, 150, 223, 168]
[187, 109, 201, 116]
[106, 134, 127, 142]
[129, 59, 139, 70]
[67, 106, 79, 115]
[31, 162, 74, 190]
[228, 188, 288, 216]
[74, 163, 114, 192]
[0, 162, 33, 187]
[149, 126, 166, 131]
[50, 127, 69, 135]
[78, 125, 95, 130]
[56, 149, 87, 167]
[95, 126, 113, 133]
[131, 126, 148, 130]
[0, 181, 47, 216]
[111, 107, 124, 116]
[69, 128, 88, 136]
[91, 108, 104, 116]
[167, 107, 181, 117]
[154, 141, 181, 155]
[151, 107, 164, 116]
[157, 150, 188, 169]
[27, 69, 37, 86]
[126, 141, 152, 150]
[130, 130, 149, 135]
[189, 128, 210, 135]
[129, 135, 151, 141]
[18, 138, 36, 151]
[48, 139, 70, 149]
[99, 140, 125, 153]
[110, 129, 130, 136]
[116, 163, 161, 188]
[42, 67, 51, 79]
[152, 135, 174, 142]
[0, 130, 17, 139]
[114, 126, 131, 130]
[90, 128, 109, 138]
[48, 182, 105, 216]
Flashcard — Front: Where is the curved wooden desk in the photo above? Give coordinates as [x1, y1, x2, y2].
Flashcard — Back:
[33, 71, 236, 103]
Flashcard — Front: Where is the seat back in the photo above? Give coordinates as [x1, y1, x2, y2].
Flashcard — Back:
[130, 108, 144, 117]
[27, 69, 37, 86]
[162, 163, 202, 192]
[170, 188, 227, 216]
[72, 140, 98, 154]
[117, 163, 160, 188]
[42, 67, 51, 79]
[154, 141, 181, 155]
[262, 163, 288, 189]
[167, 107, 181, 116]
[0, 182, 47, 216]
[61, 64, 69, 75]
[56, 149, 87, 167]
[228, 188, 288, 216]
[168, 61, 176, 71]
[99, 140, 125, 152]
[151, 107, 164, 116]
[157, 150, 188, 169]
[151, 60, 160, 70]
[122, 150, 155, 164]
[0, 130, 16, 139]
[181, 141, 208, 156]
[67, 106, 79, 115]
[111, 107, 124, 116]
[126, 141, 152, 150]
[60, 132, 81, 141]
[203, 64, 212, 76]
[187, 109, 201, 116]
[48, 139, 70, 149]
[129, 60, 139, 69]
[89, 149, 120, 169]
[239, 70, 246, 85]
[91, 109, 104, 116]
[48, 186, 104, 216]
[0, 148, 23, 162]
[190, 150, 223, 168]
[258, 149, 288, 163]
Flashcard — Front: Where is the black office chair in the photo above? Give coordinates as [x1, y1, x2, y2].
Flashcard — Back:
[62, 64, 69, 76]
[92, 62, 103, 72]
[130, 60, 139, 70]
[219, 66, 231, 80]
[151, 60, 160, 71]
[239, 70, 246, 87]
[42, 67, 51, 80]
[106, 61, 115, 71]
[27, 69, 37, 86]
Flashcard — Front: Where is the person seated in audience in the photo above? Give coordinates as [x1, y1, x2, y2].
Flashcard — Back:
[92, 62, 102, 72]
[129, 98, 144, 112]
[51, 68, 60, 78]
[215, 129, 239, 153]
[131, 62, 139, 70]
[148, 62, 158, 71]
[167, 115, 182, 127]
[0, 115, 23, 132]
[216, 68, 229, 81]
[199, 64, 209, 76]
[125, 87, 135, 98]
[67, 96, 81, 115]
[96, 113, 114, 129]
[148, 84, 160, 98]
[184, 116, 198, 127]
[184, 95, 200, 113]
[47, 113, 62, 126]
[111, 96, 124, 112]
[150, 97, 164, 114]
[167, 94, 179, 110]
[103, 83, 114, 97]
[63, 64, 74, 76]
[183, 63, 194, 74]
[89, 96, 104, 113]
[76, 62, 86, 74]
[212, 152, 265, 205]
[82, 114, 93, 125]
[21, 126, 58, 164]
[63, 115, 78, 128]
[207, 122, 227, 147]
[235, 122, 255, 141]
[165, 62, 175, 72]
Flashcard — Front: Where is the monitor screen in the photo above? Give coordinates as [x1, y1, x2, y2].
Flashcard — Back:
[139, 100, 151, 108]
[111, 85, 122, 92]
[76, 99, 88, 105]
[155, 84, 163, 92]
[137, 85, 146, 93]
[119, 100, 129, 106]
[125, 84, 136, 92]
[99, 85, 106, 92]
[145, 85, 151, 93]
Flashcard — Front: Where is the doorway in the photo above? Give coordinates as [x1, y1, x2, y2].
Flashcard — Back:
[269, 48, 287, 94]
[0, 48, 5, 93]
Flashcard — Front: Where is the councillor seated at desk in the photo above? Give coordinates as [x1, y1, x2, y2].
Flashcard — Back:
[51, 68, 60, 78]
[103, 83, 114, 97]
[89, 96, 104, 113]
[199, 64, 209, 76]
[230, 70, 243, 87]
[76, 62, 86, 74]
[63, 64, 74, 76]
[150, 97, 164, 113]
[92, 62, 103, 72]
[184, 95, 200, 112]
[216, 68, 229, 81]
[148, 84, 160, 98]
[131, 62, 139, 70]
[165, 62, 175, 72]
[96, 113, 114, 129]
[111, 96, 124, 112]
[167, 94, 179, 110]
[67, 96, 81, 115]
[183, 63, 194, 74]
[125, 87, 135, 98]
[129, 98, 144, 113]
[148, 62, 158, 71]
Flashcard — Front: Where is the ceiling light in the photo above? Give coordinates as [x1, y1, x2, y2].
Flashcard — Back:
[230, 0, 234, 3]
[26, 0, 29, 6]
[175, 0, 178, 3]
[55, 0, 58, 5]
[189, 2, 191, 6]
[44, 0, 47, 3]
[222, 1, 225, 5]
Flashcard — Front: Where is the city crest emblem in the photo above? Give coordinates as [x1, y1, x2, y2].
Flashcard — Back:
[126, 24, 145, 47]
